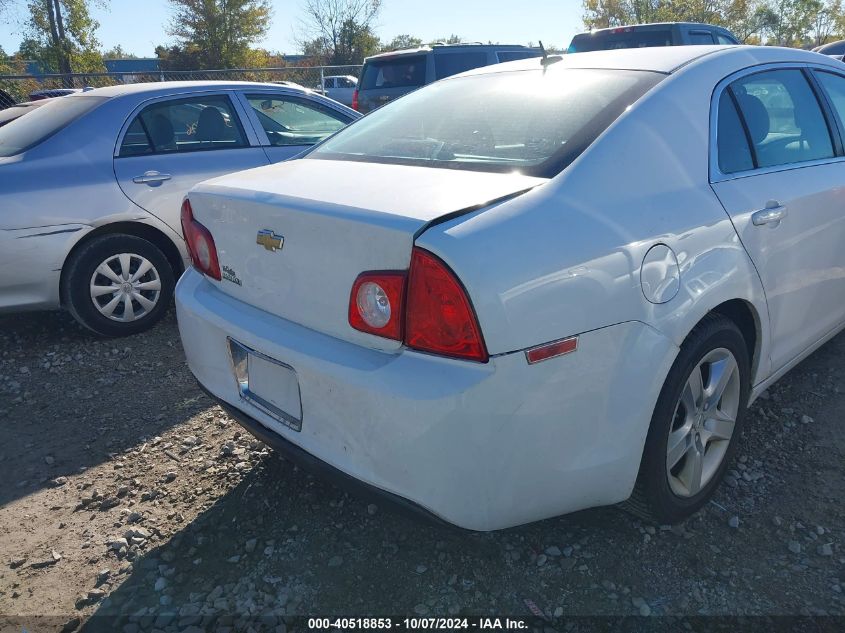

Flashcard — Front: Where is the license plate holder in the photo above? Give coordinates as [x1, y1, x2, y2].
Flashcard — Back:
[228, 338, 302, 431]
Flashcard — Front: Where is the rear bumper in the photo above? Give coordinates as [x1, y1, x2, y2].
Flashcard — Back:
[176, 268, 678, 531]
[198, 380, 460, 529]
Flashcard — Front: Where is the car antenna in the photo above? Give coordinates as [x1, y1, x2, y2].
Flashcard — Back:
[538, 40, 562, 68]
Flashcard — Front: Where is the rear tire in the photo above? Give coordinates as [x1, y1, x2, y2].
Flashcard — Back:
[623, 314, 750, 523]
[62, 234, 175, 337]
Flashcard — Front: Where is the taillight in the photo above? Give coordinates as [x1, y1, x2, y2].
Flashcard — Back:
[180, 199, 221, 281]
[348, 272, 406, 340]
[351, 88, 359, 111]
[405, 248, 487, 362]
[348, 248, 487, 362]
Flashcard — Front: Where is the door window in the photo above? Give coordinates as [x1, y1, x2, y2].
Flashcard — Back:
[726, 69, 834, 170]
[246, 95, 347, 147]
[118, 95, 247, 157]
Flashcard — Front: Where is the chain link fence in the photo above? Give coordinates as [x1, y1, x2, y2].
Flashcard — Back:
[0, 65, 362, 107]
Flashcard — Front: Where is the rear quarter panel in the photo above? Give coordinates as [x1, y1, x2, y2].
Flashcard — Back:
[415, 50, 773, 384]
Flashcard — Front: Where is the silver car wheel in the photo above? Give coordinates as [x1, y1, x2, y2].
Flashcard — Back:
[666, 347, 740, 498]
[89, 253, 162, 322]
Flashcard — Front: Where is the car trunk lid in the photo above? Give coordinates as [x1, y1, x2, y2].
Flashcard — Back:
[188, 158, 543, 350]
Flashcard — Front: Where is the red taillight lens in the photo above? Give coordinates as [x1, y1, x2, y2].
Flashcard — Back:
[348, 272, 406, 340]
[347, 249, 487, 362]
[405, 248, 488, 362]
[351, 88, 359, 111]
[180, 199, 221, 281]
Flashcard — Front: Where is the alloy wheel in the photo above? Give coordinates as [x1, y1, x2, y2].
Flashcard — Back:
[666, 347, 741, 498]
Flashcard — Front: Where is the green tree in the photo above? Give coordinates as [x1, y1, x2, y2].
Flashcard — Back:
[102, 44, 138, 59]
[755, 0, 817, 44]
[382, 34, 423, 51]
[429, 34, 463, 44]
[23, 0, 106, 75]
[808, 0, 842, 45]
[299, 0, 382, 64]
[167, 0, 273, 69]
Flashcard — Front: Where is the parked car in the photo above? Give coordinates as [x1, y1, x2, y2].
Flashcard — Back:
[0, 100, 47, 128]
[0, 89, 15, 110]
[354, 43, 542, 113]
[177, 45, 845, 530]
[568, 22, 739, 52]
[29, 88, 85, 100]
[0, 81, 358, 337]
[813, 39, 845, 56]
[316, 75, 358, 107]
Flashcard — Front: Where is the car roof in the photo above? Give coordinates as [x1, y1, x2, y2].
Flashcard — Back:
[72, 80, 314, 100]
[815, 39, 845, 54]
[577, 22, 730, 36]
[458, 45, 838, 77]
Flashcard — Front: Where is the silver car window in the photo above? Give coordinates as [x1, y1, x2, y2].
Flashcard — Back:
[245, 95, 347, 147]
[0, 95, 106, 157]
[118, 95, 247, 157]
[727, 69, 834, 170]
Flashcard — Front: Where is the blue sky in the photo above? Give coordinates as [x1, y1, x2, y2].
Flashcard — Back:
[1, 0, 584, 58]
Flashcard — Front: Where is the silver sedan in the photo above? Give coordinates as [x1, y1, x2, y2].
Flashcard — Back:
[0, 81, 358, 336]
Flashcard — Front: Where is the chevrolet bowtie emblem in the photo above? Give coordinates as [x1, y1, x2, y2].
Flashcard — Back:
[256, 229, 284, 252]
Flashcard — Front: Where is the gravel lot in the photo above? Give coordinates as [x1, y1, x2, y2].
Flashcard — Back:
[0, 307, 843, 632]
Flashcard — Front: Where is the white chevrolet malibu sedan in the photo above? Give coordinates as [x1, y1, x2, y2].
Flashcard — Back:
[176, 46, 845, 530]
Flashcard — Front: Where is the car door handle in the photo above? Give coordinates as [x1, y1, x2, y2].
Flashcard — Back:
[751, 204, 787, 227]
[132, 171, 172, 185]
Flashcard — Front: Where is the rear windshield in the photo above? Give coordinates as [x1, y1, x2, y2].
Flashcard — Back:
[360, 55, 427, 90]
[569, 30, 673, 52]
[0, 95, 106, 157]
[308, 68, 662, 177]
[0, 104, 40, 127]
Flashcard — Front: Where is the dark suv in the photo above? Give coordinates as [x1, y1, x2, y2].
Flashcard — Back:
[568, 22, 739, 53]
[354, 44, 541, 113]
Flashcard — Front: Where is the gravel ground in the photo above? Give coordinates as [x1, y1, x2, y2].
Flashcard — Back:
[0, 307, 843, 632]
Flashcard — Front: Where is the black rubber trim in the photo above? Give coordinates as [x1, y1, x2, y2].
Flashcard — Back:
[197, 381, 465, 531]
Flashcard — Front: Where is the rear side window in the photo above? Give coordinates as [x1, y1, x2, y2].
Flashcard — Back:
[569, 30, 672, 52]
[688, 31, 715, 44]
[717, 91, 754, 174]
[0, 96, 106, 157]
[497, 51, 541, 63]
[119, 95, 246, 157]
[727, 69, 833, 170]
[360, 56, 427, 90]
[815, 71, 845, 128]
[717, 34, 738, 45]
[434, 52, 489, 79]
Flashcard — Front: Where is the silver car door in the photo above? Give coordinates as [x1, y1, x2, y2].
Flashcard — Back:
[113, 92, 269, 233]
[236, 91, 353, 164]
[710, 65, 845, 372]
